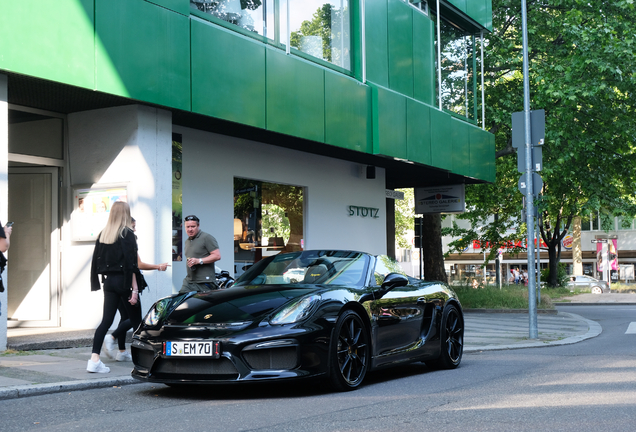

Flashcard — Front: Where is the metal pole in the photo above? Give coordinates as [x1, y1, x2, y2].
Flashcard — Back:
[536, 215, 541, 304]
[521, 0, 538, 339]
[361, 0, 367, 83]
[481, 30, 485, 130]
[436, 0, 442, 110]
[286, 0, 290, 55]
[483, 250, 487, 286]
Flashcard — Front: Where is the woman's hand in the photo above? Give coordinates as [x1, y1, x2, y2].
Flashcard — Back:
[157, 263, 170, 271]
[129, 290, 139, 305]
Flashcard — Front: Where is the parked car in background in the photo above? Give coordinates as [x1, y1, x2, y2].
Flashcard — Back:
[567, 275, 610, 294]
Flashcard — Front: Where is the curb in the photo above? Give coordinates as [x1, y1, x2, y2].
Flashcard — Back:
[555, 302, 636, 306]
[464, 312, 602, 353]
[464, 308, 558, 314]
[0, 376, 139, 401]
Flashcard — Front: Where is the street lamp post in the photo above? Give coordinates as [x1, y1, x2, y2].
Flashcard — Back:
[521, 0, 538, 339]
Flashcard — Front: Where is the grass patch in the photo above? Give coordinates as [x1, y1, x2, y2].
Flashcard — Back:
[454, 284, 555, 310]
[610, 283, 636, 293]
[0, 349, 31, 356]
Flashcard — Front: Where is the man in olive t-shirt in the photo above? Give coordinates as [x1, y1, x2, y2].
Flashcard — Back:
[179, 215, 221, 294]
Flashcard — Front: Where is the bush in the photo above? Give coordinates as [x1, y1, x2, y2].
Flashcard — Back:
[541, 263, 569, 288]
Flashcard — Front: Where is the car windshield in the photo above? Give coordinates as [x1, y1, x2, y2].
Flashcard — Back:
[233, 251, 370, 286]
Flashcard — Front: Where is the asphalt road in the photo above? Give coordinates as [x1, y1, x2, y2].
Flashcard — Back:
[1, 305, 635, 432]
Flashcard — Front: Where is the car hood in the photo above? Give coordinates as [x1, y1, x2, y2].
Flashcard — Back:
[165, 284, 326, 325]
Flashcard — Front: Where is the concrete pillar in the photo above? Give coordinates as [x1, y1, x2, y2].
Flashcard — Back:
[0, 74, 8, 350]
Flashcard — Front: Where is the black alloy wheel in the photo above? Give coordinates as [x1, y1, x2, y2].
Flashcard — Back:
[328, 310, 369, 391]
[426, 304, 464, 369]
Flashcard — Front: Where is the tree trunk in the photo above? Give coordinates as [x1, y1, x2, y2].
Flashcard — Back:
[546, 243, 559, 287]
[421, 214, 448, 282]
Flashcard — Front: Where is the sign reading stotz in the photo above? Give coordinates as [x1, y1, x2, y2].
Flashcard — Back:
[415, 185, 465, 214]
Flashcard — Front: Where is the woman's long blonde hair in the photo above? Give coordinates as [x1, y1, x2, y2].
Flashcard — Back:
[100, 201, 132, 244]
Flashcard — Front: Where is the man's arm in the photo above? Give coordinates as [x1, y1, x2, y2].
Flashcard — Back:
[200, 248, 221, 265]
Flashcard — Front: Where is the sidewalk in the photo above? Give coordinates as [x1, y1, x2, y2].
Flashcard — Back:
[0, 307, 605, 401]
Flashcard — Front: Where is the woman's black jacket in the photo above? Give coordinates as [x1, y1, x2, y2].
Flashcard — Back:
[90, 228, 139, 293]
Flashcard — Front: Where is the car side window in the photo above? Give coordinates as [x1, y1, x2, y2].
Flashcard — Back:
[373, 256, 407, 286]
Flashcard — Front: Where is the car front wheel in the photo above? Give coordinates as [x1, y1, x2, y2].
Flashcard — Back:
[591, 285, 603, 294]
[426, 304, 464, 370]
[328, 310, 369, 391]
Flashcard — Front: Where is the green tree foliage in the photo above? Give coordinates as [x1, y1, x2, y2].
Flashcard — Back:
[445, 0, 636, 286]
[394, 189, 415, 249]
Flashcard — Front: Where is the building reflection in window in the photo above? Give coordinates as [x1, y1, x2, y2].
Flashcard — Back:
[191, 0, 350, 70]
[234, 178, 304, 277]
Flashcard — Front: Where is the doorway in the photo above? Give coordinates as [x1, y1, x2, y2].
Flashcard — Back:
[7, 167, 59, 326]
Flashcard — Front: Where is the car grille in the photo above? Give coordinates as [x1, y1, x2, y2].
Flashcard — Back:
[243, 347, 298, 370]
[153, 357, 238, 379]
[133, 348, 154, 369]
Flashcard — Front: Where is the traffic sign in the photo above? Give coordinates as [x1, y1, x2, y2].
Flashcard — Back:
[512, 109, 545, 148]
[518, 172, 543, 196]
[517, 146, 543, 173]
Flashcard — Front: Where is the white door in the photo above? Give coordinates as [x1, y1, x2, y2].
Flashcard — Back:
[7, 167, 59, 326]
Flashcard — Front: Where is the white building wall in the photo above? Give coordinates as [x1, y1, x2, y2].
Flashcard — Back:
[64, 105, 172, 329]
[173, 126, 388, 285]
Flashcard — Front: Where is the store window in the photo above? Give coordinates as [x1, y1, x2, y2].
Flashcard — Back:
[234, 178, 304, 277]
[434, 15, 477, 120]
[408, 0, 428, 15]
[190, 0, 273, 37]
[191, 0, 350, 70]
[288, 0, 351, 69]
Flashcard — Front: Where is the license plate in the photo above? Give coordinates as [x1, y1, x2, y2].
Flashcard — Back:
[164, 341, 221, 358]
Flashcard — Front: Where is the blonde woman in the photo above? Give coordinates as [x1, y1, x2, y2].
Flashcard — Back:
[88, 201, 141, 373]
[102, 217, 169, 361]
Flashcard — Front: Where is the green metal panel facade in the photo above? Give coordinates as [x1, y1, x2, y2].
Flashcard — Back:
[0, 0, 95, 89]
[406, 99, 432, 166]
[412, 11, 436, 106]
[266, 50, 325, 143]
[325, 72, 372, 154]
[364, 0, 390, 88]
[429, 107, 453, 171]
[0, 0, 494, 184]
[371, 85, 407, 160]
[446, 0, 493, 31]
[191, 21, 266, 129]
[146, 0, 189, 15]
[451, 118, 471, 177]
[387, 0, 414, 98]
[95, 0, 190, 110]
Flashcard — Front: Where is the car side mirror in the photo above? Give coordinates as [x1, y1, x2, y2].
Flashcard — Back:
[381, 273, 409, 291]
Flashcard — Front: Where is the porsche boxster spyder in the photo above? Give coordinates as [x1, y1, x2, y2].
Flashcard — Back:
[131, 250, 464, 391]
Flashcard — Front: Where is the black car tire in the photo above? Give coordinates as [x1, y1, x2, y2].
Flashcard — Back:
[426, 304, 463, 370]
[328, 310, 370, 392]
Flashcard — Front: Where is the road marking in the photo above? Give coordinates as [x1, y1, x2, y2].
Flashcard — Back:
[626, 323, 636, 334]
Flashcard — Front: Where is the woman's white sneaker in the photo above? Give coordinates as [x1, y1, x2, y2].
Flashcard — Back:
[116, 351, 133, 362]
[87, 359, 110, 373]
[102, 335, 117, 359]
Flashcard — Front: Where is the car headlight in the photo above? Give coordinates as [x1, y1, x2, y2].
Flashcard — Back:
[143, 297, 172, 327]
[270, 295, 321, 325]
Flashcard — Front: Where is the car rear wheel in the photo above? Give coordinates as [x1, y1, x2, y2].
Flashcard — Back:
[591, 285, 603, 294]
[426, 304, 463, 370]
[328, 310, 369, 391]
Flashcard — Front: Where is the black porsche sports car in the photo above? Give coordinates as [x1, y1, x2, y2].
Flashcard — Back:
[131, 250, 464, 391]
